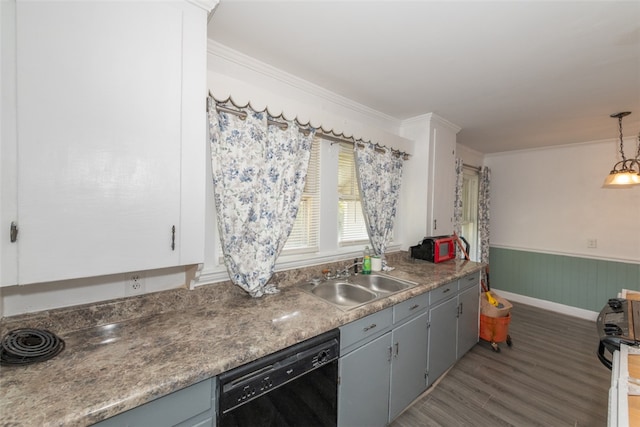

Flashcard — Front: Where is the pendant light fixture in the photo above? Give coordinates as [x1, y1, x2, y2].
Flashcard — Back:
[602, 112, 640, 188]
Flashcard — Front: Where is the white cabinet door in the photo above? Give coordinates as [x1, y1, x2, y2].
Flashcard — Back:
[427, 124, 456, 236]
[12, 1, 191, 284]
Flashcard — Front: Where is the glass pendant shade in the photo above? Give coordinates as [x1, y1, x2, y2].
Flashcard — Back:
[602, 169, 640, 188]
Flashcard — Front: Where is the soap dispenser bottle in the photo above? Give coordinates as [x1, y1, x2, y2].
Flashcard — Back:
[362, 246, 372, 275]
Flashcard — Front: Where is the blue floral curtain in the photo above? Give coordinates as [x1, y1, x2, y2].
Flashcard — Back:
[453, 158, 464, 258]
[208, 98, 315, 297]
[478, 166, 491, 264]
[354, 143, 404, 257]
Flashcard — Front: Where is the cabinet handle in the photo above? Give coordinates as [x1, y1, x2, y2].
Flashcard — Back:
[363, 323, 377, 332]
[10, 222, 18, 243]
[171, 225, 176, 251]
[388, 346, 393, 362]
[434, 219, 437, 230]
[442, 288, 450, 293]
[460, 302, 463, 315]
[410, 304, 420, 311]
[394, 342, 399, 358]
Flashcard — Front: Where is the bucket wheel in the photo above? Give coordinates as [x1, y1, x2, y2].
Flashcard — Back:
[490, 341, 500, 352]
[506, 335, 512, 347]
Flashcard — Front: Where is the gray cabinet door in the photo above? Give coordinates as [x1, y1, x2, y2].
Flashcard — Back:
[457, 284, 480, 358]
[389, 311, 429, 422]
[338, 333, 392, 427]
[428, 297, 457, 385]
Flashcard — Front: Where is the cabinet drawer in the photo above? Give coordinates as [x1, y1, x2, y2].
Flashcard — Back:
[393, 293, 429, 324]
[94, 378, 213, 427]
[430, 281, 456, 306]
[459, 271, 480, 291]
[340, 307, 392, 355]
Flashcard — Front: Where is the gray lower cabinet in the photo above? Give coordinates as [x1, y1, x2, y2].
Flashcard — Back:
[427, 295, 458, 386]
[428, 272, 480, 385]
[92, 378, 216, 427]
[457, 284, 480, 358]
[338, 332, 393, 427]
[338, 297, 429, 427]
[388, 311, 429, 422]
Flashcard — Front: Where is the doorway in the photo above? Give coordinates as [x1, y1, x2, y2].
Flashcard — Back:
[460, 166, 479, 261]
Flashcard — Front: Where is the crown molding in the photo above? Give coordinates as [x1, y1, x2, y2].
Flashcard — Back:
[186, 0, 219, 13]
[401, 112, 461, 134]
[207, 40, 402, 128]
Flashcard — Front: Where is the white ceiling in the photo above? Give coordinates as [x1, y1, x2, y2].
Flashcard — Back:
[207, 1, 640, 154]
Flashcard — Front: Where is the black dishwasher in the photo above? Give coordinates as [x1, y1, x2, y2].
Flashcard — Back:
[218, 329, 339, 427]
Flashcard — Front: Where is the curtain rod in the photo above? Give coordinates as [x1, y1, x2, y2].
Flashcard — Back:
[463, 163, 482, 171]
[212, 103, 410, 160]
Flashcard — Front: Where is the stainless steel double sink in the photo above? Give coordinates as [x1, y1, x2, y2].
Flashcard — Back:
[300, 273, 418, 310]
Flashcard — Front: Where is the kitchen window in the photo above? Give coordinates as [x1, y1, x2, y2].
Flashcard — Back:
[282, 136, 320, 253]
[207, 135, 389, 283]
[213, 135, 320, 263]
[337, 143, 369, 245]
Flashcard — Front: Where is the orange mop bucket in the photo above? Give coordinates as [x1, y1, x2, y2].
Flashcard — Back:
[480, 312, 512, 352]
[478, 267, 513, 352]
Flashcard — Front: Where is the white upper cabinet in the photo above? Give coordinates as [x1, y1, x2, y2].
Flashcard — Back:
[427, 118, 458, 237]
[1, 0, 215, 286]
[401, 113, 460, 242]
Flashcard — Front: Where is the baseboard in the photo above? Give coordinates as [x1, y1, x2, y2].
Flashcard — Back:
[492, 289, 599, 321]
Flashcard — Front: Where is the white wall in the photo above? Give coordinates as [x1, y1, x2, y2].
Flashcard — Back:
[457, 143, 484, 169]
[207, 42, 412, 153]
[2, 267, 187, 316]
[485, 139, 640, 263]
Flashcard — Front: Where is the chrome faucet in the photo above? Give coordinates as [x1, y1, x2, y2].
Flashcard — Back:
[338, 258, 362, 278]
[322, 268, 337, 280]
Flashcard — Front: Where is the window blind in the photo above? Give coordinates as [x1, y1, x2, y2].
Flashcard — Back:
[337, 143, 369, 245]
[282, 136, 320, 253]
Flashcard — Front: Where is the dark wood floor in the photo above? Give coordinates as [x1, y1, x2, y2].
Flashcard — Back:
[391, 302, 611, 427]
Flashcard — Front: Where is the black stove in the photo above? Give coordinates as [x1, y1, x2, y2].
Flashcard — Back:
[597, 298, 640, 369]
[1, 328, 65, 366]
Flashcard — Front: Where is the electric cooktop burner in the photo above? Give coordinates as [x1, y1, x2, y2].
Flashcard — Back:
[0, 328, 65, 366]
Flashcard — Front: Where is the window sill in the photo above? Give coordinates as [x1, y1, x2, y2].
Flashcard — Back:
[193, 243, 402, 288]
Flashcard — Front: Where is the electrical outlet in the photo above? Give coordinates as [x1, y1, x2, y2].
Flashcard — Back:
[587, 238, 598, 249]
[125, 272, 146, 296]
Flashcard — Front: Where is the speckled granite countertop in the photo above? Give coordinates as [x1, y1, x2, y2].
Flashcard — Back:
[0, 253, 483, 426]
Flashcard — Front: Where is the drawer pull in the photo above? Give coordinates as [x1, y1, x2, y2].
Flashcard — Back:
[363, 323, 377, 332]
[410, 304, 420, 311]
[394, 342, 399, 358]
[442, 288, 451, 293]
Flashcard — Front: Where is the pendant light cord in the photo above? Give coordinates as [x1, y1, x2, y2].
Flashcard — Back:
[618, 115, 627, 162]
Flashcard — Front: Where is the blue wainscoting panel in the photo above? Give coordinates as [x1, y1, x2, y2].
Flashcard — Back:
[489, 247, 640, 312]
